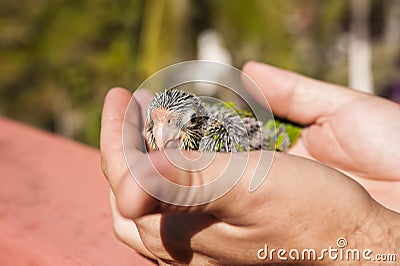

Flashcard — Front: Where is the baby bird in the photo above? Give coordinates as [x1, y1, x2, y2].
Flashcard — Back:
[145, 89, 301, 152]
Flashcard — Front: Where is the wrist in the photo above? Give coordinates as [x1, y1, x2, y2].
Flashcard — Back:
[353, 203, 400, 263]
[315, 201, 400, 265]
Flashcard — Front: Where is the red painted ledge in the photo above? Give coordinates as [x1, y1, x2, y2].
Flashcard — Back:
[0, 117, 154, 265]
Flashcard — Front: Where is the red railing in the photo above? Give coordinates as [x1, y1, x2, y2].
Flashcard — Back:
[0, 117, 154, 265]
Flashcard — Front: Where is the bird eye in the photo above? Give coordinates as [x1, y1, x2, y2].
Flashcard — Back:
[190, 114, 199, 124]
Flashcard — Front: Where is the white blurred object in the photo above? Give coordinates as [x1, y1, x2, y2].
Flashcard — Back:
[197, 29, 232, 64]
[196, 29, 232, 95]
[348, 0, 374, 94]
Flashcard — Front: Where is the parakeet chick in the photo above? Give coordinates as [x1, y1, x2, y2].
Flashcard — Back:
[145, 89, 301, 152]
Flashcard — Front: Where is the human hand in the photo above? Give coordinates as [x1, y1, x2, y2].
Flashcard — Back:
[100, 83, 400, 264]
[243, 61, 400, 212]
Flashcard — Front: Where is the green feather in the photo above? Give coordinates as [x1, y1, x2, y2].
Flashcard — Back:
[274, 120, 302, 146]
[217, 101, 254, 118]
[263, 119, 302, 151]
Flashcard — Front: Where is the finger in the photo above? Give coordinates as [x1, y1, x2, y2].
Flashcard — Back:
[134, 213, 226, 265]
[133, 89, 155, 150]
[123, 89, 156, 152]
[109, 191, 156, 260]
[100, 88, 159, 217]
[98, 88, 167, 219]
[101, 88, 148, 190]
[100, 88, 133, 189]
[133, 89, 155, 124]
[242, 61, 364, 124]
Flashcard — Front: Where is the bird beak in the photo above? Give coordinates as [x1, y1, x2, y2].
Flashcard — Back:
[153, 123, 181, 149]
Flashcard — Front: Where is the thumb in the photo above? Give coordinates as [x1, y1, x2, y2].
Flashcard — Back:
[119, 147, 273, 219]
[242, 61, 363, 124]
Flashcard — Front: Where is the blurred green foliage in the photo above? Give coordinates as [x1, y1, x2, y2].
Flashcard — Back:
[0, 0, 398, 146]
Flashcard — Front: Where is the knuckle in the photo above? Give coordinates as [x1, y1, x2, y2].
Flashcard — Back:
[135, 220, 169, 259]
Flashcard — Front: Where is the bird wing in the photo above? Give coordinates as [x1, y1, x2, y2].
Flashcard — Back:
[199, 102, 302, 152]
[200, 103, 267, 152]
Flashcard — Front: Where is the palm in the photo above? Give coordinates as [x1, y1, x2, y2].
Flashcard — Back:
[242, 62, 400, 212]
[291, 96, 400, 182]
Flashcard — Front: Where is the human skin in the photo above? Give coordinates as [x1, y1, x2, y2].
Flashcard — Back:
[100, 62, 400, 265]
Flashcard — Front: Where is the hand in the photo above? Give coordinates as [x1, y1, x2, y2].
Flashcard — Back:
[100, 67, 400, 264]
[243, 61, 400, 212]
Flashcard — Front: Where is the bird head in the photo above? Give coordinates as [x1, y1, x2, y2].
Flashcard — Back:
[145, 89, 207, 150]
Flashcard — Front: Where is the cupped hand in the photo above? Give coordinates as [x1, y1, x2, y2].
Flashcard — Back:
[243, 61, 400, 211]
[100, 86, 400, 265]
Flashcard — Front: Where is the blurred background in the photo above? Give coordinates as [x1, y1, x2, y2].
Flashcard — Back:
[1, 0, 399, 147]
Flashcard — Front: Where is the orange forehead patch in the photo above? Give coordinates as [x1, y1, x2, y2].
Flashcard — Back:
[152, 108, 176, 122]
